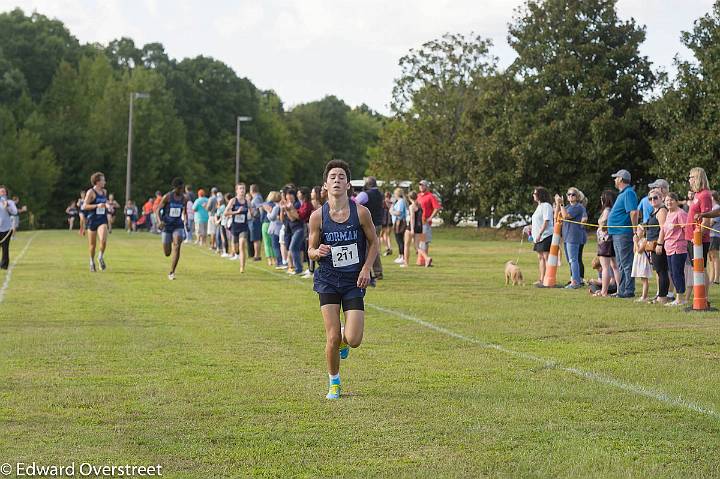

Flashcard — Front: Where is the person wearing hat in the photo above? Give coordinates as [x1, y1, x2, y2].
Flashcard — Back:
[417, 180, 441, 266]
[608, 169, 639, 298]
[638, 179, 669, 224]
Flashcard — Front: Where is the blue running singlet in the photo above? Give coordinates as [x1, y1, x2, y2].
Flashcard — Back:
[87, 188, 108, 229]
[317, 201, 367, 276]
[162, 192, 186, 231]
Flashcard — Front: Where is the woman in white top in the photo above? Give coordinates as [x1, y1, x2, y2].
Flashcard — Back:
[530, 187, 554, 286]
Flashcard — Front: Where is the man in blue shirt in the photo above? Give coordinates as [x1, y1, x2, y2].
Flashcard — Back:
[608, 169, 639, 298]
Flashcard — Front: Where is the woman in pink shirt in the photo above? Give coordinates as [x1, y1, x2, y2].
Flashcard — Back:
[663, 193, 689, 306]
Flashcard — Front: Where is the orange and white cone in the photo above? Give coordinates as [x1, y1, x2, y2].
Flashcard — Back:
[691, 224, 709, 311]
[542, 214, 563, 288]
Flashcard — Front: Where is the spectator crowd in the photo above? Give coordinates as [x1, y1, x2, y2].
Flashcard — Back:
[528, 167, 719, 307]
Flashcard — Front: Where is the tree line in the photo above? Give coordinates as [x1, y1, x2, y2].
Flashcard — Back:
[369, 0, 720, 223]
[3, 1, 720, 227]
[0, 8, 382, 226]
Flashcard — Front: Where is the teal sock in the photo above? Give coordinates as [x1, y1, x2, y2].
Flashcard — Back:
[329, 373, 340, 385]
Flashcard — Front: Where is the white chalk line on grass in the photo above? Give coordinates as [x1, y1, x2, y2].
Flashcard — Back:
[186, 250, 720, 420]
[0, 232, 38, 305]
[366, 303, 720, 420]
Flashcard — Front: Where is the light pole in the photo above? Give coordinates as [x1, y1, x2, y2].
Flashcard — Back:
[126, 92, 150, 206]
[235, 116, 252, 185]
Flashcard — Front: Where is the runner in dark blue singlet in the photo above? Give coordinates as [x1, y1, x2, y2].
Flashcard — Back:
[156, 178, 188, 280]
[82, 172, 111, 272]
[224, 183, 253, 274]
[308, 160, 379, 400]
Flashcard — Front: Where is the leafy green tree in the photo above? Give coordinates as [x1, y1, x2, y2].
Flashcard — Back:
[0, 107, 59, 222]
[0, 8, 81, 101]
[646, 2, 720, 188]
[105, 37, 143, 70]
[164, 56, 258, 188]
[504, 0, 655, 215]
[88, 66, 191, 204]
[371, 33, 497, 223]
[0, 49, 28, 106]
[32, 59, 101, 219]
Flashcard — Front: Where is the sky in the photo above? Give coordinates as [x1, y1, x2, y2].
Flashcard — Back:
[0, 0, 715, 114]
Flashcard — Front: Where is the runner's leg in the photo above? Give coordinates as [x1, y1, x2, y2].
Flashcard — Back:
[88, 229, 97, 259]
[98, 224, 108, 255]
[322, 304, 342, 376]
[171, 231, 182, 274]
[343, 309, 364, 348]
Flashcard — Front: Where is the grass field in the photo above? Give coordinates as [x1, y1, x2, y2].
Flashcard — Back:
[2, 229, 720, 478]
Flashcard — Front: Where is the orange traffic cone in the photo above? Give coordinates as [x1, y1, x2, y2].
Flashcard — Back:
[689, 224, 710, 311]
[542, 213, 563, 288]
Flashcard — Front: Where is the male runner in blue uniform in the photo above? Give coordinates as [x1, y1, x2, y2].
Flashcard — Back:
[156, 178, 188, 280]
[83, 172, 112, 272]
[224, 183, 253, 274]
[308, 160, 379, 400]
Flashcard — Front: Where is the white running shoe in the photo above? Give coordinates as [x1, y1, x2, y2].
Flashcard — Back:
[399, 263, 407, 268]
[168, 272, 175, 281]
[393, 257, 404, 264]
[221, 253, 230, 258]
[229, 255, 239, 261]
[275, 264, 287, 269]
[302, 271, 313, 279]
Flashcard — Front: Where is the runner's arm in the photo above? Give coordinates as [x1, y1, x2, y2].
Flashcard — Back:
[83, 190, 98, 211]
[224, 198, 236, 216]
[307, 209, 330, 261]
[155, 195, 169, 228]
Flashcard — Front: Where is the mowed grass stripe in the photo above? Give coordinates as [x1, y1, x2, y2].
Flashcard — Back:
[0, 232, 37, 304]
[1, 231, 719, 477]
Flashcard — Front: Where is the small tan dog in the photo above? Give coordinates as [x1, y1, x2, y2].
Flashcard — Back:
[504, 261, 524, 286]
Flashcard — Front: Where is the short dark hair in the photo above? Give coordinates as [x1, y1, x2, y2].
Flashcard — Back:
[533, 186, 551, 204]
[323, 159, 351, 182]
[172, 177, 184, 189]
[90, 172, 105, 185]
[250, 184, 259, 193]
